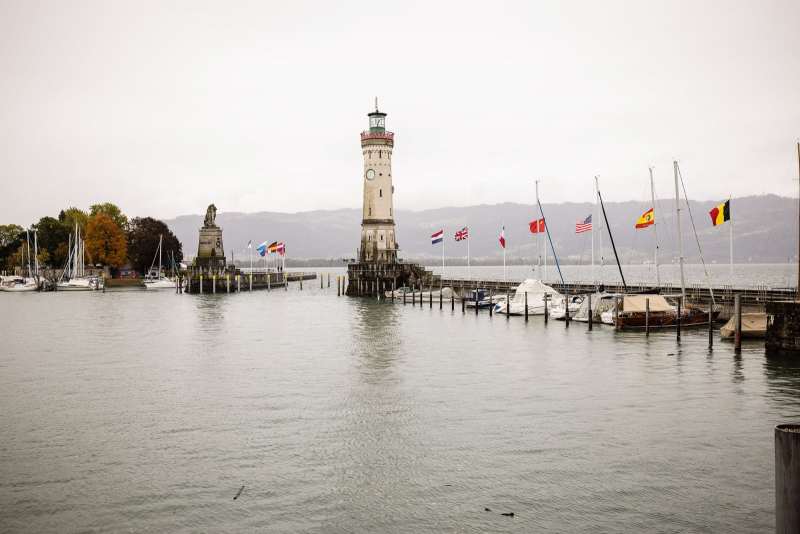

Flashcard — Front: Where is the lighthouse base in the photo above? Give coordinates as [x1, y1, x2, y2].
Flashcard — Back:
[346, 262, 439, 297]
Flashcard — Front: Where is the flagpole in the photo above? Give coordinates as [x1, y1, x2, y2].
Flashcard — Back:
[590, 181, 595, 286]
[650, 167, 660, 287]
[537, 180, 546, 281]
[442, 232, 445, 275]
[595, 176, 603, 286]
[249, 243, 253, 273]
[729, 196, 734, 286]
[502, 225, 506, 282]
[467, 231, 470, 280]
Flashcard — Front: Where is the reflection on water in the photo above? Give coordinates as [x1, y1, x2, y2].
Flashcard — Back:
[0, 284, 797, 532]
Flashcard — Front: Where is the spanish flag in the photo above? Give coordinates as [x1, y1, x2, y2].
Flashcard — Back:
[635, 208, 654, 229]
[709, 200, 730, 226]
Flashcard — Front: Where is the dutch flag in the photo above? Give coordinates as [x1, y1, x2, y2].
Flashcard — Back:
[431, 229, 444, 245]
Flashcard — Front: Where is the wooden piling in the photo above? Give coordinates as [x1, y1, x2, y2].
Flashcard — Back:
[299, 278, 303, 291]
[565, 293, 570, 327]
[588, 293, 593, 331]
[506, 290, 510, 320]
[475, 287, 479, 316]
[676, 297, 682, 342]
[412, 287, 416, 305]
[337, 276, 341, 297]
[614, 296, 620, 330]
[708, 306, 714, 349]
[734, 294, 742, 353]
[524, 292, 528, 322]
[544, 293, 548, 324]
[328, 273, 330, 288]
[321, 274, 323, 289]
[775, 423, 800, 533]
[439, 289, 443, 309]
[451, 293, 455, 311]
[430, 288, 433, 309]
[284, 272, 288, 291]
[645, 298, 650, 336]
[461, 294, 465, 313]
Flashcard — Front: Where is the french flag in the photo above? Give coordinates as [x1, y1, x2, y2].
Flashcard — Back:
[431, 229, 444, 245]
[498, 226, 506, 249]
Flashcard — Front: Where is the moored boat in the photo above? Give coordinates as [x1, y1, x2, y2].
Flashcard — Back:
[494, 279, 562, 316]
[720, 313, 767, 339]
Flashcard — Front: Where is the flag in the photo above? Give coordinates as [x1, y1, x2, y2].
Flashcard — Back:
[529, 218, 545, 233]
[267, 241, 279, 253]
[709, 200, 730, 226]
[276, 242, 286, 256]
[635, 208, 654, 229]
[256, 241, 268, 256]
[431, 229, 444, 245]
[575, 214, 592, 234]
[498, 226, 506, 248]
[455, 227, 469, 241]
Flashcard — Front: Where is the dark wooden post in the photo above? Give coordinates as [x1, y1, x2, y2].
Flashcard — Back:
[776, 423, 800, 533]
[645, 298, 650, 336]
[676, 296, 682, 342]
[337, 276, 341, 297]
[429, 287, 433, 308]
[588, 293, 593, 331]
[614, 296, 620, 331]
[461, 294, 465, 313]
[565, 293, 570, 328]
[524, 292, 529, 322]
[451, 293, 455, 311]
[734, 294, 742, 353]
[489, 288, 494, 317]
[708, 306, 713, 349]
[412, 286, 416, 305]
[506, 290, 510, 320]
[544, 293, 549, 324]
[439, 289, 443, 310]
[475, 287, 479, 316]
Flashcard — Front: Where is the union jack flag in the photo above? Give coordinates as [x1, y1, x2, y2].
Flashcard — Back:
[455, 227, 469, 241]
[575, 215, 592, 234]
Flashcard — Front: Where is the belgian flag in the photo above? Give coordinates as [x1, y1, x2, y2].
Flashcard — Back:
[709, 199, 730, 226]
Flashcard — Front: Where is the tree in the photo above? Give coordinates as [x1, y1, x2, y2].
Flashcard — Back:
[59, 207, 89, 234]
[32, 217, 71, 268]
[90, 203, 128, 232]
[0, 224, 24, 270]
[85, 214, 127, 268]
[127, 217, 183, 274]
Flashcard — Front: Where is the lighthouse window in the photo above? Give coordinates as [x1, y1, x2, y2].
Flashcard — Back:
[380, 234, 383, 241]
[379, 189, 382, 197]
[379, 150, 382, 158]
[368, 207, 371, 216]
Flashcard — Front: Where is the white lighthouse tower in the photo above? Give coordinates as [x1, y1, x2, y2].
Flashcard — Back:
[359, 99, 398, 263]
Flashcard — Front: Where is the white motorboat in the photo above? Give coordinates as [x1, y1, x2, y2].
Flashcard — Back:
[571, 292, 618, 323]
[143, 235, 177, 290]
[494, 279, 562, 316]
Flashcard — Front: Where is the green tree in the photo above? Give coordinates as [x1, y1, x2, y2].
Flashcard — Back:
[33, 216, 71, 268]
[90, 203, 128, 232]
[0, 224, 24, 270]
[85, 213, 127, 268]
[59, 207, 89, 234]
[127, 217, 183, 274]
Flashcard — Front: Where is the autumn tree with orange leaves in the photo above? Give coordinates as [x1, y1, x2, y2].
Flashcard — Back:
[85, 213, 127, 267]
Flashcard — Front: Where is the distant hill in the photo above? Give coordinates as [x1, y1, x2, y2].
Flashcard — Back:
[165, 194, 798, 264]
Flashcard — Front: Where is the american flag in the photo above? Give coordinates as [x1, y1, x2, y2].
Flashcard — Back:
[575, 214, 592, 234]
[455, 227, 469, 241]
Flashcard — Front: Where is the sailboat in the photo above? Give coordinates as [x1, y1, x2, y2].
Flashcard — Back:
[0, 229, 39, 292]
[143, 235, 176, 290]
[611, 162, 719, 329]
[57, 224, 102, 291]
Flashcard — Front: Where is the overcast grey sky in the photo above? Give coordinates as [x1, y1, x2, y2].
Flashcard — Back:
[1, 0, 798, 225]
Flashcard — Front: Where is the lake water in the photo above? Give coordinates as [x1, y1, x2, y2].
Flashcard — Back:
[2, 270, 799, 532]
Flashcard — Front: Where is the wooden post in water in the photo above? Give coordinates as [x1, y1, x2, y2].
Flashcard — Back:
[213, 275, 216, 294]
[461, 293, 465, 314]
[328, 272, 330, 288]
[645, 298, 650, 336]
[544, 293, 549, 324]
[489, 289, 493, 317]
[439, 288, 443, 310]
[524, 292, 528, 322]
[451, 293, 455, 311]
[475, 286, 479, 316]
[734, 294, 742, 353]
[588, 293, 593, 331]
[676, 296, 682, 342]
[226, 274, 230, 293]
[430, 288, 433, 309]
[565, 293, 570, 328]
[299, 277, 303, 291]
[708, 306, 714, 349]
[775, 423, 800, 533]
[284, 272, 288, 291]
[337, 276, 341, 297]
[412, 286, 416, 305]
[614, 296, 620, 331]
[506, 290, 510, 320]
[321, 274, 323, 289]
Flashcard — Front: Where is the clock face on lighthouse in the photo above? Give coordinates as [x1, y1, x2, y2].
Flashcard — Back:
[366, 169, 376, 180]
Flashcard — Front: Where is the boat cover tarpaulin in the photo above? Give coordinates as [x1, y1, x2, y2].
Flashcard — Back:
[720, 313, 767, 338]
[622, 295, 674, 313]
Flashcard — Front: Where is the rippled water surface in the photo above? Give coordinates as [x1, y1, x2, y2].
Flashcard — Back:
[2, 271, 800, 532]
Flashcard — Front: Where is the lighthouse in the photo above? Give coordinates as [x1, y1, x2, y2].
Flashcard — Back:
[359, 100, 397, 263]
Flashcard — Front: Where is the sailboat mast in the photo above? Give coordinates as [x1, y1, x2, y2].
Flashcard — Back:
[674, 160, 686, 301]
[649, 167, 660, 286]
[595, 176, 603, 285]
[537, 180, 546, 280]
[25, 229, 32, 278]
[597, 187, 626, 291]
[159, 234, 163, 277]
[33, 230, 38, 280]
[797, 142, 800, 299]
[590, 182, 595, 285]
